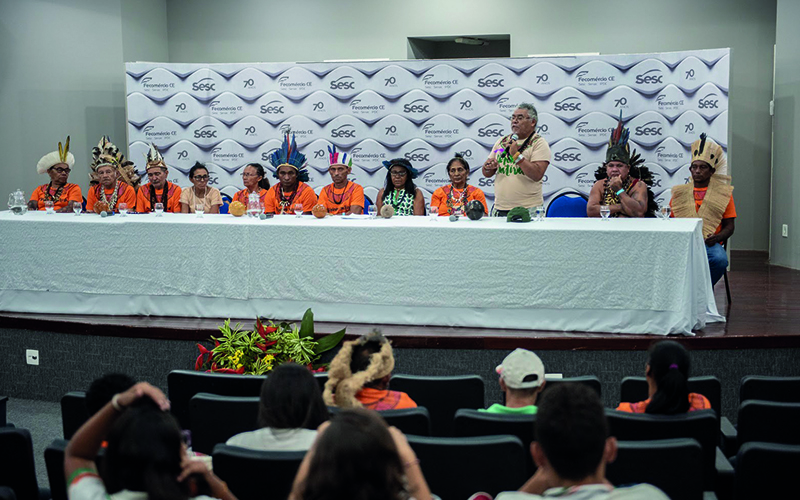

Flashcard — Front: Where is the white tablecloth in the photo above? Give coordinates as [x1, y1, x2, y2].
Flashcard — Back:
[0, 211, 723, 335]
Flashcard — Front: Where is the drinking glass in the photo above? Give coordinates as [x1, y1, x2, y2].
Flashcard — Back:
[429, 205, 439, 220]
[195, 202, 205, 218]
[534, 205, 545, 221]
[660, 205, 671, 220]
[294, 203, 303, 217]
[118, 203, 128, 217]
[73, 201, 82, 215]
[600, 205, 610, 220]
[44, 201, 54, 214]
[368, 205, 377, 219]
[154, 202, 164, 216]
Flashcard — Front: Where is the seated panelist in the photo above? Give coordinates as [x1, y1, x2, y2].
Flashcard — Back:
[376, 158, 425, 216]
[317, 146, 364, 215]
[28, 136, 82, 212]
[264, 133, 317, 215]
[430, 154, 487, 216]
[135, 143, 181, 213]
[86, 137, 137, 213]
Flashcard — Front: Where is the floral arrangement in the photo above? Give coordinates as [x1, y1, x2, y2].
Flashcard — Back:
[195, 308, 346, 375]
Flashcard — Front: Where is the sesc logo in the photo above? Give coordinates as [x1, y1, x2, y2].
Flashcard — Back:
[477, 72, 505, 88]
[193, 124, 218, 139]
[404, 148, 430, 163]
[698, 93, 719, 109]
[329, 75, 356, 90]
[259, 100, 285, 114]
[478, 177, 495, 187]
[477, 122, 505, 138]
[634, 120, 664, 137]
[553, 147, 582, 163]
[635, 69, 664, 85]
[554, 96, 582, 112]
[402, 98, 430, 114]
[330, 124, 356, 139]
[192, 77, 216, 92]
[650, 173, 663, 189]
[261, 147, 279, 162]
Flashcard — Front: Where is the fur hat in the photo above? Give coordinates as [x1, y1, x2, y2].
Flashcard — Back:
[690, 133, 727, 176]
[323, 331, 395, 408]
[37, 136, 75, 174]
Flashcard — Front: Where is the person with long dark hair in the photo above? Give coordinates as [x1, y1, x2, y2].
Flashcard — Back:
[616, 340, 711, 414]
[226, 363, 328, 451]
[232, 163, 270, 211]
[65, 382, 236, 500]
[289, 409, 432, 500]
[375, 158, 425, 216]
[429, 154, 487, 216]
[181, 162, 222, 213]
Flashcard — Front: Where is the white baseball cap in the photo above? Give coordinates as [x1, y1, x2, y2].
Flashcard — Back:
[496, 348, 545, 389]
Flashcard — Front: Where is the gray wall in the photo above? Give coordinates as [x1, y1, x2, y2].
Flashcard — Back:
[769, 0, 800, 268]
[165, 0, 777, 252]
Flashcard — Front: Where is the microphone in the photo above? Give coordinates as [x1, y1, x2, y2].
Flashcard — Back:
[496, 134, 519, 157]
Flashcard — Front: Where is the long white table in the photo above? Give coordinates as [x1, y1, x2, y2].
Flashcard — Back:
[0, 211, 723, 335]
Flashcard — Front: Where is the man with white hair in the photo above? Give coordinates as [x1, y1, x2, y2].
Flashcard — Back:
[483, 348, 546, 415]
[28, 136, 83, 212]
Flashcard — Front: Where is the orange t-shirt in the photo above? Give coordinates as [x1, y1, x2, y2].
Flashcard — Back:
[317, 181, 365, 215]
[356, 387, 417, 411]
[616, 393, 712, 413]
[430, 185, 488, 216]
[263, 182, 318, 214]
[29, 183, 82, 211]
[233, 188, 268, 211]
[670, 188, 736, 239]
[86, 183, 136, 213]
[135, 182, 182, 213]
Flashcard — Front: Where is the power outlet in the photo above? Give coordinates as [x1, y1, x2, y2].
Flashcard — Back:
[782, 224, 789, 238]
[26, 349, 39, 366]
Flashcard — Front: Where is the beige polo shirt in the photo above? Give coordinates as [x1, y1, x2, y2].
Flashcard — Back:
[488, 134, 551, 210]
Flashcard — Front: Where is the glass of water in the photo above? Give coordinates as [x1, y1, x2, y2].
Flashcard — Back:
[195, 202, 205, 218]
[660, 205, 671, 220]
[118, 203, 128, 217]
[294, 203, 303, 217]
[73, 201, 82, 215]
[44, 201, 55, 214]
[534, 205, 545, 221]
[600, 205, 610, 220]
[429, 205, 439, 220]
[154, 202, 164, 216]
[368, 205, 377, 219]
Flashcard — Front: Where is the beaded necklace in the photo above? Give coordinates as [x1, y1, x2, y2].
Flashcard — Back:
[278, 183, 299, 213]
[149, 182, 169, 211]
[601, 176, 637, 217]
[445, 184, 469, 214]
[385, 188, 415, 216]
[42, 182, 65, 203]
[99, 181, 121, 211]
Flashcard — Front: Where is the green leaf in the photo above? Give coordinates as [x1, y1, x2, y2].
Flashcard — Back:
[299, 308, 314, 338]
[313, 327, 346, 355]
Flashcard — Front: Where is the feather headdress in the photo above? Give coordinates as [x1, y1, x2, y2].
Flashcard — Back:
[605, 111, 632, 165]
[327, 145, 352, 169]
[690, 133, 727, 176]
[90, 136, 141, 188]
[269, 132, 309, 182]
[37, 136, 75, 174]
[145, 143, 167, 169]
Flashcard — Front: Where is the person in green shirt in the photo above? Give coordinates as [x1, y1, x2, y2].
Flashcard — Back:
[483, 348, 546, 415]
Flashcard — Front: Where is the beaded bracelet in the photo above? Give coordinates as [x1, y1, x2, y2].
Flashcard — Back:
[615, 188, 625, 196]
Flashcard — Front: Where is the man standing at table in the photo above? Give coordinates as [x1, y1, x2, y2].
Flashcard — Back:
[670, 133, 735, 287]
[317, 146, 364, 215]
[86, 137, 138, 213]
[135, 144, 181, 213]
[482, 103, 551, 216]
[28, 136, 82, 212]
[586, 115, 655, 218]
[264, 133, 317, 215]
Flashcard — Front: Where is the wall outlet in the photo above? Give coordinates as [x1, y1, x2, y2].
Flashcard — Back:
[782, 224, 789, 238]
[26, 349, 39, 366]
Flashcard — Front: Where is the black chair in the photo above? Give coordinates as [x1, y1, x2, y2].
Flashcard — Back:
[453, 408, 536, 476]
[313, 372, 328, 393]
[407, 435, 527, 500]
[619, 376, 721, 417]
[212, 444, 305, 500]
[44, 439, 68, 500]
[188, 393, 260, 454]
[605, 409, 731, 494]
[607, 438, 704, 500]
[389, 374, 484, 436]
[61, 391, 89, 440]
[735, 442, 800, 499]
[0, 487, 16, 500]
[0, 427, 48, 500]
[540, 376, 601, 397]
[740, 375, 800, 403]
[379, 407, 432, 436]
[0, 396, 7, 427]
[737, 400, 800, 447]
[167, 370, 266, 429]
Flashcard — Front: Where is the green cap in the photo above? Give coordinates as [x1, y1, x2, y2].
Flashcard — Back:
[506, 207, 531, 223]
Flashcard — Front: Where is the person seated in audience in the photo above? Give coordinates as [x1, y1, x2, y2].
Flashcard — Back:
[65, 382, 236, 500]
[226, 363, 328, 451]
[136, 144, 182, 213]
[587, 115, 656, 218]
[616, 340, 711, 414]
[231, 163, 270, 210]
[376, 158, 425, 216]
[316, 146, 364, 215]
[85, 373, 136, 416]
[496, 383, 668, 499]
[482, 348, 545, 415]
[670, 133, 735, 287]
[289, 409, 432, 500]
[430, 154, 488, 216]
[264, 133, 317, 214]
[28, 136, 82, 212]
[181, 162, 222, 214]
[323, 331, 417, 410]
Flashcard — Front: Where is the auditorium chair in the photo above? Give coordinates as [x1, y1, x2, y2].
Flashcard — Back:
[0, 396, 7, 427]
[167, 370, 266, 429]
[212, 445, 305, 500]
[313, 372, 328, 392]
[389, 374, 484, 436]
[188, 393, 260, 454]
[0, 487, 15, 500]
[540, 375, 602, 397]
[739, 375, 800, 403]
[453, 408, 537, 476]
[44, 439, 68, 500]
[0, 427, 49, 500]
[734, 442, 800, 499]
[606, 438, 704, 500]
[407, 434, 527, 500]
[605, 409, 733, 496]
[327, 406, 432, 436]
[545, 191, 588, 218]
[219, 194, 232, 214]
[736, 400, 800, 447]
[61, 391, 89, 440]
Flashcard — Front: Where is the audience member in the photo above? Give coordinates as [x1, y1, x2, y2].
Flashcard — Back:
[85, 373, 136, 416]
[616, 340, 711, 414]
[496, 384, 668, 499]
[289, 409, 432, 500]
[226, 363, 328, 451]
[482, 348, 545, 415]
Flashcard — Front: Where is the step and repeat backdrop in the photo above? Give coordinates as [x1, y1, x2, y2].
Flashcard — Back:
[125, 48, 729, 209]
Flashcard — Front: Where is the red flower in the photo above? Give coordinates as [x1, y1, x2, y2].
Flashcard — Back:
[256, 318, 278, 339]
[197, 343, 209, 355]
[195, 353, 204, 371]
